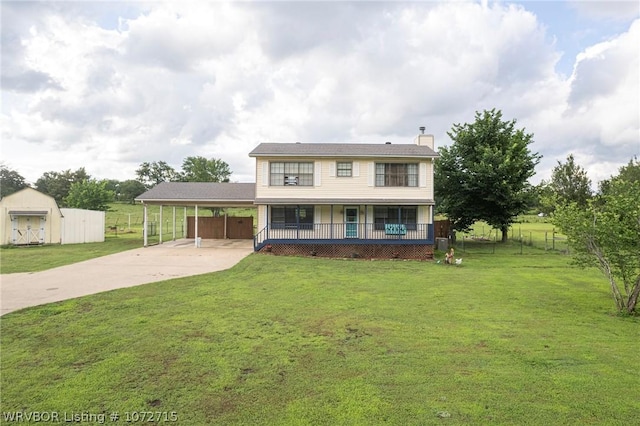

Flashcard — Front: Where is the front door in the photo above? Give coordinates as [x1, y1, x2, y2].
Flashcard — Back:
[345, 207, 359, 238]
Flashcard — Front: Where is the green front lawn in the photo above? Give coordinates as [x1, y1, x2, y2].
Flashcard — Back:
[0, 237, 143, 274]
[1, 249, 637, 425]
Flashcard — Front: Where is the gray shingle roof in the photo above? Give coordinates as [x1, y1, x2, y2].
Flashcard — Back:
[136, 182, 255, 203]
[248, 142, 438, 158]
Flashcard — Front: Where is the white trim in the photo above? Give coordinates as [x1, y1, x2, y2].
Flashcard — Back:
[314, 161, 322, 186]
[262, 162, 268, 186]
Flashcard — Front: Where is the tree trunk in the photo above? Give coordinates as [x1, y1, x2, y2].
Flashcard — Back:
[501, 225, 508, 243]
[626, 276, 640, 314]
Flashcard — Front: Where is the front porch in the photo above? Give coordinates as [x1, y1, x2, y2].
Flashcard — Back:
[254, 222, 435, 259]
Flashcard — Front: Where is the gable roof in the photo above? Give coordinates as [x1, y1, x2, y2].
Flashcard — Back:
[248, 142, 438, 158]
[135, 182, 255, 206]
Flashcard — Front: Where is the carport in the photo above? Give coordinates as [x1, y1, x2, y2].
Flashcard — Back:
[135, 182, 256, 248]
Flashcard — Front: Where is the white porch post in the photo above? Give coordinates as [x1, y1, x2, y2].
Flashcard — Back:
[194, 204, 199, 248]
[172, 206, 176, 241]
[224, 211, 228, 239]
[143, 203, 148, 247]
[159, 205, 163, 244]
[184, 207, 187, 238]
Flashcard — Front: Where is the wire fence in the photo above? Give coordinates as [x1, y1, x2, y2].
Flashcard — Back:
[448, 224, 570, 255]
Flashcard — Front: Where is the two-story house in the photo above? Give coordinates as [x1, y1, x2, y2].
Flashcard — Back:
[136, 130, 438, 259]
[249, 131, 438, 259]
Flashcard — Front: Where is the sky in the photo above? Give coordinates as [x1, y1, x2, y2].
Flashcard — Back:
[1, 0, 639, 188]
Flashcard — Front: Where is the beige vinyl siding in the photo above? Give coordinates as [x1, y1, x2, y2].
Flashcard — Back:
[255, 158, 434, 201]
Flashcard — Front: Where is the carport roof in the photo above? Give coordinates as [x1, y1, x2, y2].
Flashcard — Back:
[135, 182, 255, 206]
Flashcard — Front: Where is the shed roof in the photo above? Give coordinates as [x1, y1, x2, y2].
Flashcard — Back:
[8, 210, 49, 216]
[249, 142, 438, 158]
[135, 182, 255, 206]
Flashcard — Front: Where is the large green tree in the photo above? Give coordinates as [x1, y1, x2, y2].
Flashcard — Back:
[35, 168, 90, 206]
[435, 109, 541, 242]
[0, 164, 29, 198]
[118, 179, 147, 203]
[179, 156, 232, 182]
[540, 154, 592, 213]
[135, 161, 178, 188]
[66, 179, 114, 211]
[554, 177, 640, 314]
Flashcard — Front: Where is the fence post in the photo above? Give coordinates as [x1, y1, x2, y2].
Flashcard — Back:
[545, 231, 548, 251]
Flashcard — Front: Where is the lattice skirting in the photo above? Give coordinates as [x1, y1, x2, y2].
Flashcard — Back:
[260, 243, 434, 260]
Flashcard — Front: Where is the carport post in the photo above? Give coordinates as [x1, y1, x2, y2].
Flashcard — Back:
[194, 204, 199, 248]
[159, 205, 163, 244]
[172, 207, 176, 241]
[143, 203, 148, 247]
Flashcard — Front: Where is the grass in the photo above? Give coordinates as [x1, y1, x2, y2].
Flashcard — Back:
[1, 246, 638, 425]
[0, 237, 143, 274]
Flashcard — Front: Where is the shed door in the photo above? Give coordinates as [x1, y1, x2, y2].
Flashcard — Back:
[11, 216, 45, 245]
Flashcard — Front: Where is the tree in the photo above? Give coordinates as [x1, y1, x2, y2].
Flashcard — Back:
[540, 154, 592, 213]
[35, 168, 90, 206]
[118, 180, 147, 203]
[0, 164, 29, 198]
[554, 177, 640, 314]
[66, 179, 114, 211]
[599, 156, 640, 195]
[179, 156, 232, 182]
[435, 109, 541, 242]
[135, 161, 178, 188]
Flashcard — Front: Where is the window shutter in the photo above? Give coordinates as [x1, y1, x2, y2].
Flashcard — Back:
[420, 163, 427, 187]
[368, 162, 374, 186]
[315, 205, 322, 223]
[314, 162, 321, 186]
[353, 162, 360, 177]
[329, 162, 336, 177]
[262, 162, 268, 186]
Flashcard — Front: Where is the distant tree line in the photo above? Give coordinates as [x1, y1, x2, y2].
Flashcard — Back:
[0, 156, 232, 210]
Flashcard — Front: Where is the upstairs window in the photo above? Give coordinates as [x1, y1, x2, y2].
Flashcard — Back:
[270, 162, 314, 186]
[336, 162, 353, 177]
[375, 163, 418, 187]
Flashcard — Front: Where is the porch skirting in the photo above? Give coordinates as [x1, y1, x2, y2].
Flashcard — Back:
[260, 243, 434, 260]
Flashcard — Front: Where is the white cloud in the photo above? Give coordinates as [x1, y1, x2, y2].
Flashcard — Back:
[1, 1, 638, 188]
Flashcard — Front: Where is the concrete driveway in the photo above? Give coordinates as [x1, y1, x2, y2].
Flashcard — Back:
[0, 239, 254, 316]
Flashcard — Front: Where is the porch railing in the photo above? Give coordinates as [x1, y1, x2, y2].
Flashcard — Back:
[254, 223, 434, 250]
